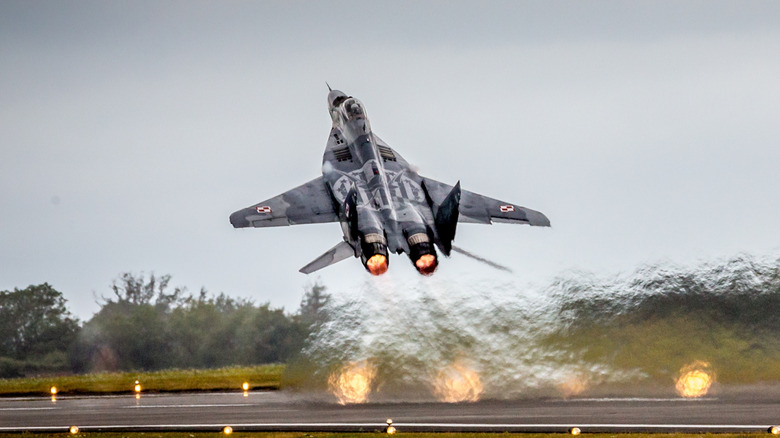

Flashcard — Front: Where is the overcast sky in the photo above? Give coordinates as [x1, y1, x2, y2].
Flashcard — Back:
[2, 1, 780, 320]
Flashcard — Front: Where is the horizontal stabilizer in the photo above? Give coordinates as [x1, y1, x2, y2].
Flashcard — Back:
[299, 241, 356, 274]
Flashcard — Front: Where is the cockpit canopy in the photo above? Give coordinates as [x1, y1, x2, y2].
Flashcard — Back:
[341, 98, 366, 121]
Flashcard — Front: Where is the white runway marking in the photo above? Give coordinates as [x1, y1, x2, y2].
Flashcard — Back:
[557, 397, 715, 402]
[0, 407, 57, 411]
[0, 391, 272, 402]
[125, 403, 255, 409]
[0, 422, 774, 432]
[397, 423, 771, 429]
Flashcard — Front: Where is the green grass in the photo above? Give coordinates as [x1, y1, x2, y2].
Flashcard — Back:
[0, 433, 772, 438]
[0, 364, 283, 396]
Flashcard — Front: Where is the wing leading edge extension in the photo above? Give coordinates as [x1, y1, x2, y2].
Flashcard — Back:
[421, 177, 550, 227]
[230, 176, 339, 228]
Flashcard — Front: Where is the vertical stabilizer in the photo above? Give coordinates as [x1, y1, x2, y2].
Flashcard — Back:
[434, 181, 461, 256]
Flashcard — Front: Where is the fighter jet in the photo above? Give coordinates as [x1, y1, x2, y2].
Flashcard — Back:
[230, 88, 550, 276]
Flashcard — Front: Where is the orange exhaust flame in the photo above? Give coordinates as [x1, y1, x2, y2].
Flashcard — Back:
[433, 362, 483, 403]
[415, 254, 438, 275]
[366, 254, 388, 276]
[675, 360, 714, 398]
[328, 360, 376, 404]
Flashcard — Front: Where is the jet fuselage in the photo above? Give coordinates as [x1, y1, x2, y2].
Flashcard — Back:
[323, 90, 439, 275]
[229, 89, 550, 276]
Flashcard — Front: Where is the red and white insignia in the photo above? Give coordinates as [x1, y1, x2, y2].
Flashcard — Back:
[500, 205, 515, 213]
[256, 206, 272, 214]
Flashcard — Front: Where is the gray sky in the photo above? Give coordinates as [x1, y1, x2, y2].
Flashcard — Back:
[2, 1, 780, 320]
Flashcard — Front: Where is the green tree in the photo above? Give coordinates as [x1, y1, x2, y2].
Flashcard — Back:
[73, 273, 181, 372]
[297, 281, 330, 327]
[0, 284, 79, 377]
[107, 272, 185, 309]
[73, 273, 323, 373]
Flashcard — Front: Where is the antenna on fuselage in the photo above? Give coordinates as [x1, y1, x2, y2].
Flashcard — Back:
[326, 82, 332, 91]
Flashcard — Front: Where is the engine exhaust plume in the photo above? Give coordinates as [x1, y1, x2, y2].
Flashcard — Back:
[675, 360, 714, 398]
[328, 360, 376, 404]
[433, 361, 483, 403]
[415, 254, 438, 275]
[366, 254, 388, 275]
[558, 375, 589, 398]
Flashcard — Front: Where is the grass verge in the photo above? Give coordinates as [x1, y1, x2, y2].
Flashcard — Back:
[0, 364, 283, 396]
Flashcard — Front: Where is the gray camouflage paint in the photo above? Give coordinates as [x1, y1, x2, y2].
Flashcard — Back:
[229, 90, 550, 274]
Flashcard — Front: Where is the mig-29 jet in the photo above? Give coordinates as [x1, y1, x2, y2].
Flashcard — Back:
[230, 88, 550, 276]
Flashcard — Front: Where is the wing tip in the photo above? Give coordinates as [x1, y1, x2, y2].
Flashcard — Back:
[229, 210, 250, 228]
[528, 210, 551, 227]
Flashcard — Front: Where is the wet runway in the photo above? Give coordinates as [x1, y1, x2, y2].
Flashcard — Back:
[1, 389, 778, 433]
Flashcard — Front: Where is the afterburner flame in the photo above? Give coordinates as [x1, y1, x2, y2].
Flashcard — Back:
[328, 360, 376, 404]
[415, 254, 438, 275]
[433, 362, 483, 403]
[366, 254, 388, 276]
[675, 360, 714, 398]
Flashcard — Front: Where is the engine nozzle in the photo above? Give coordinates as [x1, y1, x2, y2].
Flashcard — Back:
[408, 233, 438, 276]
[361, 233, 389, 276]
[366, 254, 389, 276]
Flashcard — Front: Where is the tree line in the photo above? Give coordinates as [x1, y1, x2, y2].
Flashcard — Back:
[0, 273, 330, 378]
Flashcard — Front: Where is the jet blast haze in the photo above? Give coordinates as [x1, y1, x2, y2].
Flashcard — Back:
[230, 88, 550, 275]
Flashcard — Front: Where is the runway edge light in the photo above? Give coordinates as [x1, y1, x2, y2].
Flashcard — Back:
[769, 426, 780, 435]
[69, 426, 79, 434]
[570, 427, 581, 435]
[386, 419, 397, 434]
[223, 426, 233, 435]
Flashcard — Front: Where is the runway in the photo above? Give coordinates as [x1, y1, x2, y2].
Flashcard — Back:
[1, 389, 778, 433]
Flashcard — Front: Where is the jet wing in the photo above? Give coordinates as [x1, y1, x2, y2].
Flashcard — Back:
[421, 177, 550, 227]
[230, 176, 340, 228]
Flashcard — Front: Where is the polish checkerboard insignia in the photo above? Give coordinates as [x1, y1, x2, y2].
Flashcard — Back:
[500, 205, 515, 212]
[256, 206, 272, 213]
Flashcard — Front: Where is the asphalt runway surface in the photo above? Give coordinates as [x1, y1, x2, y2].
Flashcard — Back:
[1, 389, 779, 434]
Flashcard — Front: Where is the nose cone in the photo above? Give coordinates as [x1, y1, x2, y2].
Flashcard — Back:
[328, 89, 348, 108]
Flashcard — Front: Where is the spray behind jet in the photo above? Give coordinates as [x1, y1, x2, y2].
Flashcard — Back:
[284, 253, 780, 402]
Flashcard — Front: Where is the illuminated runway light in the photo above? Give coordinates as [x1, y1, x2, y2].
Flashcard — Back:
[50, 386, 58, 395]
[223, 426, 233, 435]
[770, 426, 780, 435]
[69, 426, 79, 434]
[328, 360, 376, 404]
[433, 361, 483, 403]
[570, 427, 581, 435]
[386, 426, 396, 434]
[242, 382, 250, 391]
[134, 380, 142, 393]
[675, 360, 714, 398]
